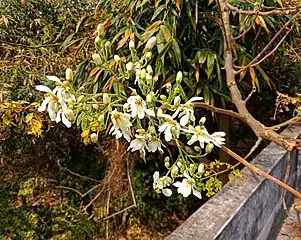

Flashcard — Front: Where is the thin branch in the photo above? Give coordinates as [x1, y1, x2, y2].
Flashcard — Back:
[0, 41, 60, 48]
[57, 183, 102, 198]
[234, 16, 297, 74]
[126, 153, 137, 207]
[106, 191, 111, 240]
[244, 137, 262, 160]
[243, 87, 257, 104]
[193, 102, 244, 121]
[266, 117, 301, 130]
[226, 3, 301, 16]
[102, 204, 136, 221]
[221, 145, 301, 199]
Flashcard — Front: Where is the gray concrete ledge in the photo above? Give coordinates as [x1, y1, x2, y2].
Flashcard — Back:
[166, 125, 301, 240]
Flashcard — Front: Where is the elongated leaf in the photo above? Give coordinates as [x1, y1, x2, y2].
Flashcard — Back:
[206, 54, 215, 78]
[151, 5, 165, 21]
[171, 38, 181, 67]
[160, 25, 171, 41]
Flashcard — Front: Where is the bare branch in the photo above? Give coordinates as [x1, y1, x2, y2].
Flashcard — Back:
[266, 117, 301, 130]
[221, 146, 301, 199]
[226, 3, 301, 16]
[243, 86, 257, 104]
[193, 102, 244, 120]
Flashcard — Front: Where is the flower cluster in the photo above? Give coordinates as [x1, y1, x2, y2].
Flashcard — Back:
[36, 23, 227, 199]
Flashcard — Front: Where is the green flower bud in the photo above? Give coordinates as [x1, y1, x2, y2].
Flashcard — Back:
[174, 87, 180, 93]
[95, 36, 101, 45]
[148, 125, 156, 134]
[176, 162, 182, 168]
[77, 95, 85, 103]
[65, 109, 75, 121]
[174, 96, 181, 106]
[145, 36, 157, 51]
[98, 114, 105, 122]
[97, 23, 104, 37]
[157, 108, 163, 117]
[103, 93, 110, 104]
[199, 117, 206, 125]
[206, 143, 214, 153]
[92, 53, 102, 65]
[146, 65, 153, 75]
[193, 147, 201, 153]
[171, 166, 179, 177]
[140, 69, 146, 80]
[153, 76, 158, 82]
[198, 163, 205, 174]
[146, 93, 152, 103]
[129, 40, 135, 50]
[146, 52, 152, 61]
[164, 156, 170, 162]
[189, 164, 196, 173]
[104, 41, 111, 49]
[160, 95, 167, 101]
[165, 161, 170, 168]
[65, 68, 73, 81]
[176, 71, 183, 83]
[90, 133, 98, 143]
[165, 83, 172, 92]
[114, 55, 121, 63]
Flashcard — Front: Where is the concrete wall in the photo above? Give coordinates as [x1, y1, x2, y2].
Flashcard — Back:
[166, 125, 301, 240]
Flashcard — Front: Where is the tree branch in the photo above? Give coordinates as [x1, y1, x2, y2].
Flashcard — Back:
[221, 146, 301, 199]
[226, 3, 301, 16]
[216, 0, 301, 151]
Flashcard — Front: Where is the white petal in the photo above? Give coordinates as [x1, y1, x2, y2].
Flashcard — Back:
[181, 184, 192, 197]
[187, 97, 203, 103]
[36, 85, 53, 93]
[192, 188, 202, 199]
[183, 171, 191, 179]
[158, 123, 167, 133]
[47, 76, 62, 83]
[173, 182, 183, 188]
[145, 108, 155, 117]
[172, 108, 181, 119]
[165, 125, 173, 142]
[153, 171, 159, 181]
[48, 103, 57, 121]
[62, 113, 72, 128]
[212, 131, 226, 137]
[180, 113, 189, 126]
[162, 188, 172, 197]
[38, 98, 49, 112]
[56, 109, 62, 123]
[187, 134, 198, 145]
[137, 106, 145, 119]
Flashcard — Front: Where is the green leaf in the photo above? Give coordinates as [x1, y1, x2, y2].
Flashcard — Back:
[206, 54, 215, 78]
[171, 39, 181, 67]
[151, 5, 166, 21]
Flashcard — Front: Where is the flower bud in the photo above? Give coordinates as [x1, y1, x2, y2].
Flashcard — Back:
[129, 40, 135, 50]
[103, 93, 110, 104]
[199, 117, 206, 125]
[165, 83, 172, 92]
[92, 53, 102, 65]
[174, 87, 180, 93]
[164, 156, 170, 163]
[77, 95, 85, 103]
[140, 69, 146, 80]
[176, 71, 183, 83]
[65, 109, 75, 121]
[145, 36, 157, 51]
[189, 164, 196, 173]
[114, 55, 121, 63]
[153, 76, 158, 82]
[146, 93, 152, 103]
[160, 95, 167, 101]
[157, 108, 163, 117]
[95, 36, 101, 45]
[194, 146, 201, 152]
[98, 114, 105, 122]
[165, 161, 170, 168]
[90, 133, 98, 143]
[171, 166, 179, 177]
[198, 163, 205, 174]
[174, 96, 181, 106]
[206, 143, 214, 153]
[146, 65, 153, 75]
[97, 23, 104, 37]
[66, 68, 73, 81]
[123, 103, 130, 112]
[104, 41, 111, 49]
[176, 162, 182, 168]
[146, 51, 152, 61]
[149, 126, 156, 135]
[126, 62, 134, 72]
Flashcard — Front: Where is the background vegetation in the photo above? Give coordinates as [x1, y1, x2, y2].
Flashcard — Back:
[1, 0, 301, 239]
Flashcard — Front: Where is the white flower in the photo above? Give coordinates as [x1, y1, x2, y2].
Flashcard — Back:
[128, 130, 149, 157]
[126, 62, 134, 72]
[173, 172, 202, 199]
[55, 108, 72, 128]
[145, 36, 157, 50]
[153, 171, 172, 197]
[172, 97, 203, 126]
[148, 136, 164, 153]
[127, 95, 155, 119]
[46, 75, 63, 84]
[110, 109, 132, 142]
[182, 126, 212, 148]
[158, 114, 180, 142]
[211, 131, 226, 147]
